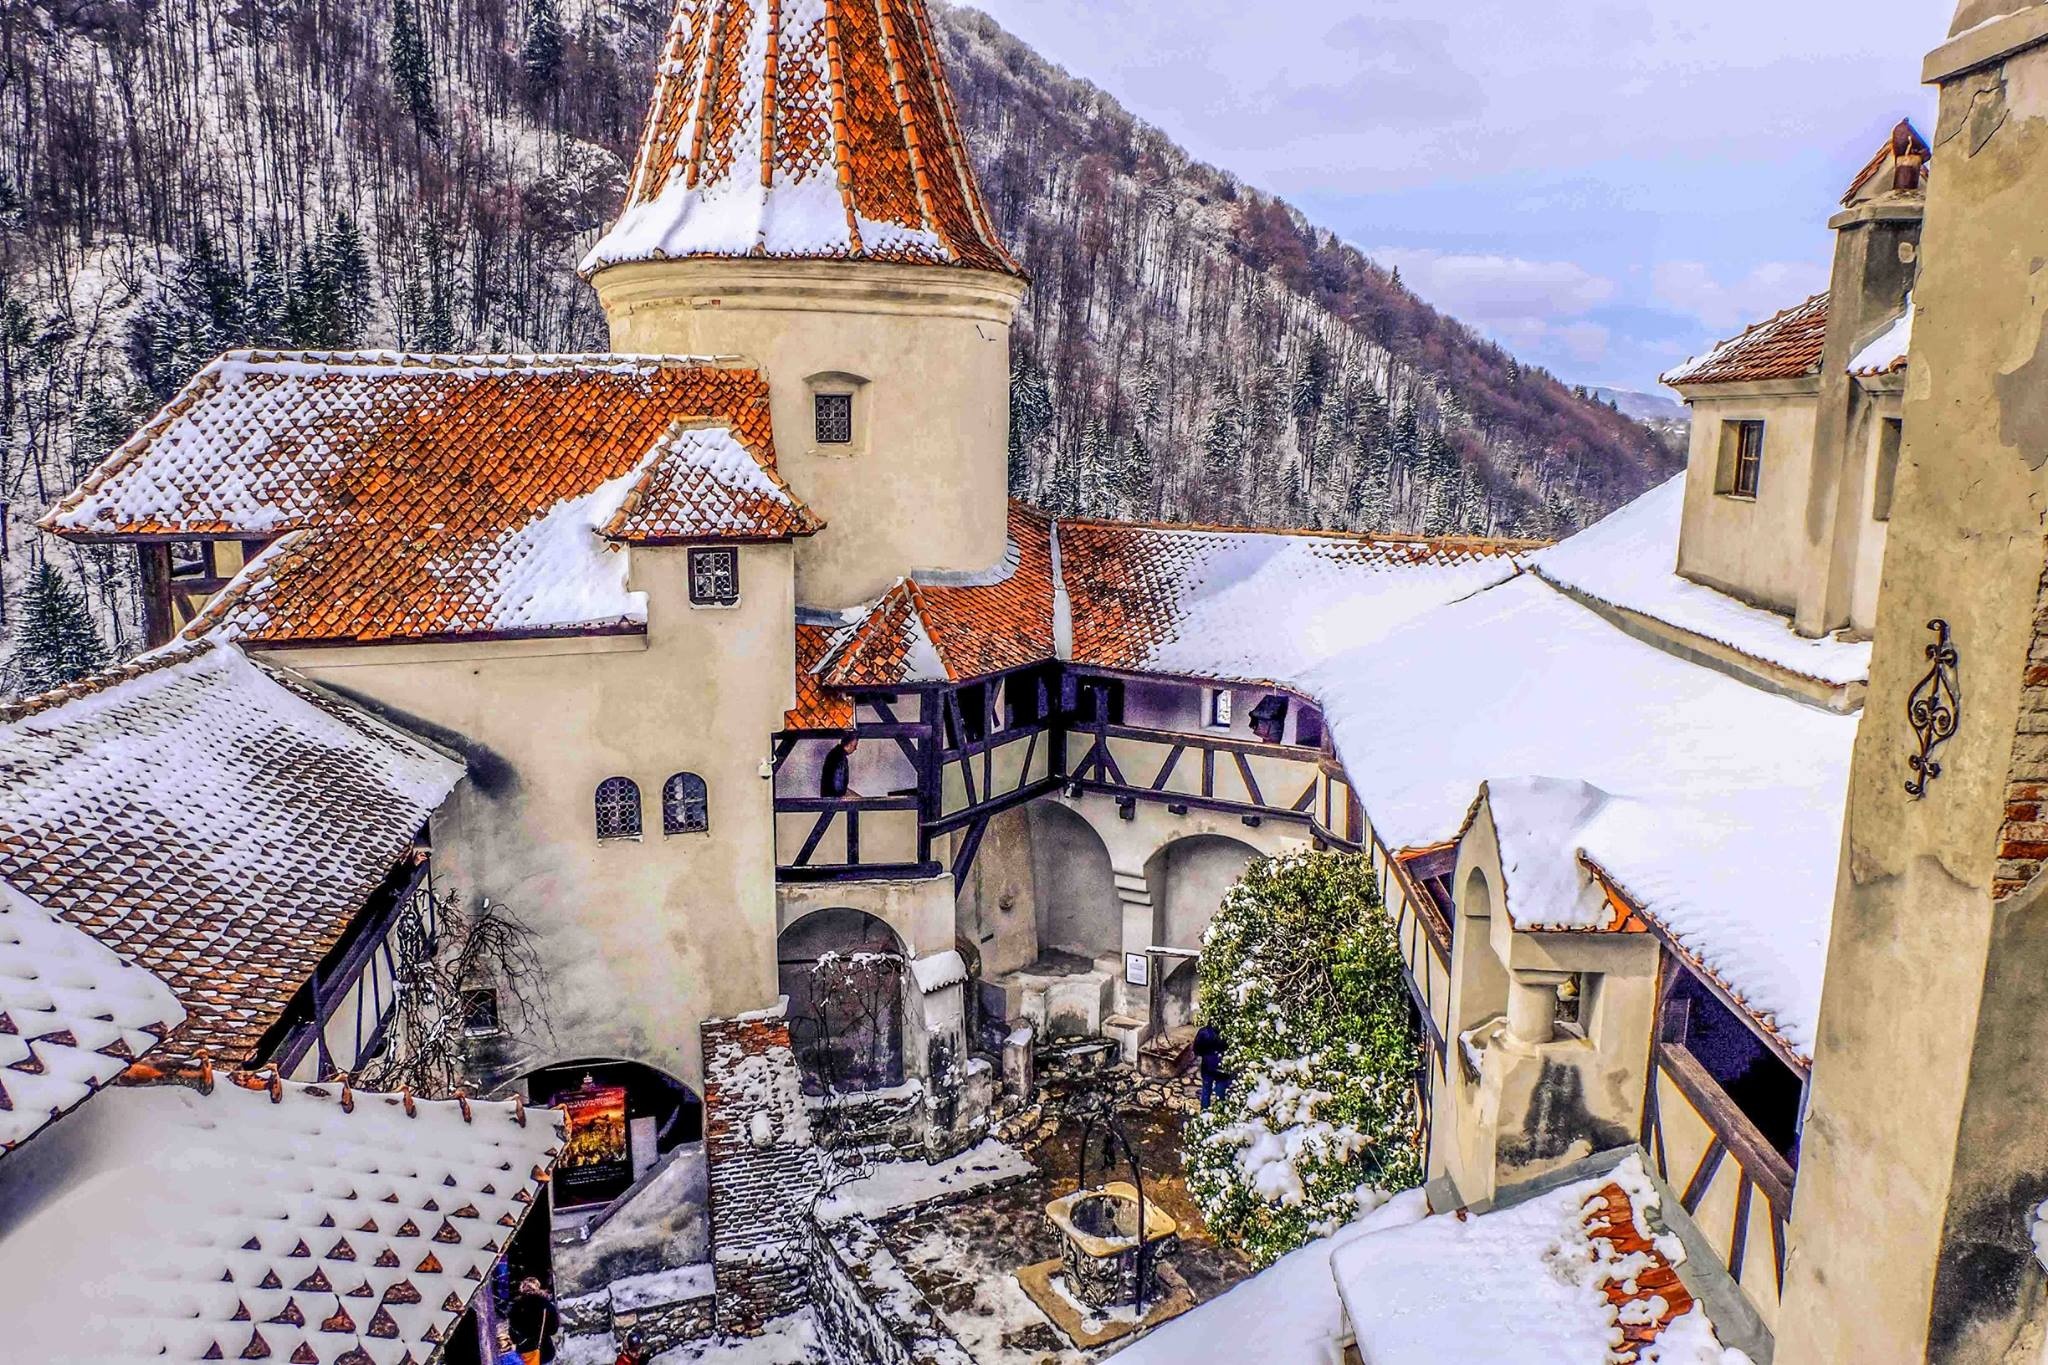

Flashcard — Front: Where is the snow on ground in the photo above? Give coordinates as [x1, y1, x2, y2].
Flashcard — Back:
[1110, 1190, 1428, 1365]
[649, 1311, 823, 1365]
[1307, 573, 1857, 1060]
[815, 1138, 1037, 1225]
[1533, 477, 1872, 688]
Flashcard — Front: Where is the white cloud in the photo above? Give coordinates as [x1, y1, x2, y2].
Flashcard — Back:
[1370, 247, 1617, 364]
[1651, 260, 1830, 333]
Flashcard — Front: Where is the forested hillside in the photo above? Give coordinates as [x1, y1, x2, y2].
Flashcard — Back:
[0, 0, 1677, 669]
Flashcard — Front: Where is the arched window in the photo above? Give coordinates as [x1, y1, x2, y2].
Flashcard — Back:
[663, 773, 709, 835]
[595, 777, 642, 840]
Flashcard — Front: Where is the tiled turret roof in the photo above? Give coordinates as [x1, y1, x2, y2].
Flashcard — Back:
[582, 0, 1022, 277]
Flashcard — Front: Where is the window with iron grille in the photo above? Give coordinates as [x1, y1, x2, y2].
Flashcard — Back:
[688, 547, 740, 607]
[663, 772, 709, 835]
[461, 988, 502, 1036]
[595, 776, 642, 840]
[815, 392, 854, 445]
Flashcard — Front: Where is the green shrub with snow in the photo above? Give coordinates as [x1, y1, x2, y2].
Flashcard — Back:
[1185, 849, 1424, 1266]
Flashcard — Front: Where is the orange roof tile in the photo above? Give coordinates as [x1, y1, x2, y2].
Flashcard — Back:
[583, 0, 1022, 278]
[1661, 294, 1831, 388]
[0, 642, 463, 1068]
[788, 621, 857, 730]
[41, 353, 819, 645]
[818, 504, 1057, 687]
[1582, 1182, 1698, 1361]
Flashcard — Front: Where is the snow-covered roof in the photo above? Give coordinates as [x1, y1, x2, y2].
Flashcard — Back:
[1059, 519, 1527, 685]
[1850, 296, 1913, 378]
[0, 1072, 563, 1365]
[582, 0, 1021, 278]
[0, 881, 184, 1157]
[1329, 1155, 1740, 1365]
[1533, 477, 1872, 688]
[1661, 294, 1830, 389]
[42, 352, 818, 644]
[1307, 574, 1856, 1060]
[0, 641, 463, 1067]
[1112, 1190, 1430, 1365]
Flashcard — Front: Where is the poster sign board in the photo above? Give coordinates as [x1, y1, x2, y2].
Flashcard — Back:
[1125, 952, 1150, 987]
[554, 1082, 632, 1207]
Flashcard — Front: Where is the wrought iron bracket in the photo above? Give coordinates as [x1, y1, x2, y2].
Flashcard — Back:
[1906, 619, 1961, 799]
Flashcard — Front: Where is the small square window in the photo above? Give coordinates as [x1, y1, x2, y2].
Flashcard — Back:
[1718, 420, 1765, 499]
[1208, 688, 1233, 729]
[815, 392, 854, 446]
[169, 542, 211, 581]
[689, 547, 740, 607]
[461, 988, 502, 1037]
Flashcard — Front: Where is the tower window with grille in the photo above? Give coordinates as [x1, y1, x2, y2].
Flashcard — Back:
[663, 772, 709, 835]
[596, 777, 642, 840]
[688, 547, 740, 607]
[815, 392, 854, 446]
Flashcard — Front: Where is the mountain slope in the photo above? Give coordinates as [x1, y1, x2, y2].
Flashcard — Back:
[0, 0, 1675, 665]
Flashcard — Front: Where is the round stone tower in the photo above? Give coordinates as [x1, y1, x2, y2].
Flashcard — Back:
[584, 0, 1028, 609]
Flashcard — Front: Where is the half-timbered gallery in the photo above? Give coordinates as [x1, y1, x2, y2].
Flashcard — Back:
[15, 0, 2048, 1361]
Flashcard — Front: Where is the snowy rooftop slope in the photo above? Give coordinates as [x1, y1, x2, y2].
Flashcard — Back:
[1307, 576, 1856, 1059]
[1058, 520, 1527, 686]
[1534, 477, 1873, 688]
[1850, 296, 1913, 377]
[819, 506, 1057, 687]
[1112, 1190, 1429, 1365]
[1330, 1155, 1744, 1365]
[0, 641, 463, 1066]
[0, 1073, 563, 1365]
[43, 352, 814, 644]
[1661, 294, 1830, 388]
[582, 0, 1020, 276]
[0, 881, 184, 1157]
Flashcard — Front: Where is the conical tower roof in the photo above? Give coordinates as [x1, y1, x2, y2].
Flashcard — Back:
[582, 0, 1023, 278]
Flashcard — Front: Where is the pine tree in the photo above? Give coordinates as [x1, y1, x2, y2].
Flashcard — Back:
[1007, 355, 1054, 494]
[1078, 415, 1110, 513]
[7, 562, 109, 696]
[1114, 433, 1149, 518]
[390, 0, 439, 137]
[522, 0, 566, 91]
[324, 213, 374, 346]
[246, 234, 289, 347]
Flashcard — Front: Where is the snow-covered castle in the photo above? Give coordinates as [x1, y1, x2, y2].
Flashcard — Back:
[9, 0, 2048, 1360]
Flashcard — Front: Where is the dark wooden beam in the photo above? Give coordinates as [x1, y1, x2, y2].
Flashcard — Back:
[1656, 1042, 1796, 1213]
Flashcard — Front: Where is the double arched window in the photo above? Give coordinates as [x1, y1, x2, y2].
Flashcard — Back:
[595, 777, 642, 841]
[664, 773, 709, 835]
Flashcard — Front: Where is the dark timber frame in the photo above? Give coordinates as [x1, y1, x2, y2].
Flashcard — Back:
[773, 664, 1334, 884]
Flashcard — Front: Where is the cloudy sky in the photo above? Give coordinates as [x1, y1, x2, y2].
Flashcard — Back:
[967, 0, 1940, 394]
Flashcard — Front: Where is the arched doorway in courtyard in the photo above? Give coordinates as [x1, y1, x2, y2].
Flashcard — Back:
[514, 1056, 703, 1210]
[778, 907, 908, 1096]
[1145, 834, 1263, 1033]
[1026, 800, 1121, 963]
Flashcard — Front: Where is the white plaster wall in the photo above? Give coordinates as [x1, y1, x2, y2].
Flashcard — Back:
[1677, 387, 1822, 614]
[262, 542, 797, 1095]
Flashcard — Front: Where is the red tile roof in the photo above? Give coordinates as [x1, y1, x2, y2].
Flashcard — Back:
[584, 0, 1022, 278]
[41, 353, 818, 645]
[0, 641, 462, 1068]
[818, 504, 1056, 688]
[1661, 294, 1831, 388]
[788, 622, 857, 731]
[1582, 1182, 1698, 1361]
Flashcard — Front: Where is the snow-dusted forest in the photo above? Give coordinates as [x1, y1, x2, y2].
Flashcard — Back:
[0, 0, 1678, 665]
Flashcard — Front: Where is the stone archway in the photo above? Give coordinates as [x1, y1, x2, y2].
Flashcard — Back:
[1026, 800, 1121, 963]
[777, 907, 909, 1096]
[513, 1056, 704, 1209]
[1144, 834, 1262, 1034]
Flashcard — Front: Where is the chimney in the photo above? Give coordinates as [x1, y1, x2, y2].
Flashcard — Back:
[1776, 7, 2048, 1363]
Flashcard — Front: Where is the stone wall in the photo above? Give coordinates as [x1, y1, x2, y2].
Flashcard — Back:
[702, 1014, 827, 1335]
[809, 1216, 976, 1365]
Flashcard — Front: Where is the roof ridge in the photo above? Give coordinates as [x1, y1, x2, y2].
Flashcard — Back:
[1054, 513, 1545, 553]
[0, 639, 217, 724]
